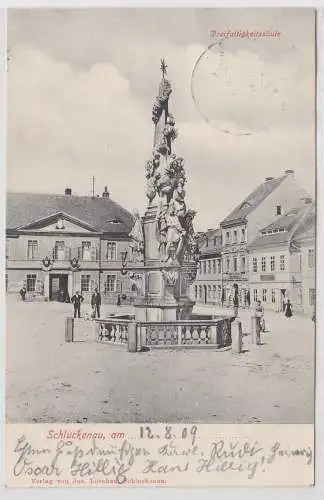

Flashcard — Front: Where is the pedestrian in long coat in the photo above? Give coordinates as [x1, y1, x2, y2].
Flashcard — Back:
[284, 299, 293, 318]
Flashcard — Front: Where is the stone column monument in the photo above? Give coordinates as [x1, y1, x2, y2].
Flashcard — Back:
[129, 60, 200, 323]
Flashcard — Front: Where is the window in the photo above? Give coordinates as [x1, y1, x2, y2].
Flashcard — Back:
[241, 257, 246, 272]
[207, 260, 211, 274]
[253, 289, 258, 302]
[205, 238, 209, 247]
[233, 258, 238, 272]
[106, 242, 117, 261]
[271, 289, 276, 303]
[252, 257, 257, 273]
[5, 274, 8, 292]
[233, 230, 237, 243]
[81, 275, 91, 292]
[276, 205, 282, 216]
[199, 286, 203, 300]
[241, 228, 246, 242]
[308, 249, 315, 269]
[208, 285, 212, 299]
[6, 239, 9, 259]
[27, 240, 38, 260]
[270, 256, 275, 272]
[280, 255, 286, 271]
[26, 274, 36, 292]
[195, 286, 198, 299]
[261, 256, 266, 272]
[226, 231, 230, 244]
[212, 260, 216, 274]
[213, 285, 217, 299]
[54, 241, 65, 260]
[217, 259, 221, 274]
[309, 288, 316, 306]
[226, 259, 230, 272]
[82, 241, 91, 260]
[262, 289, 267, 302]
[213, 237, 217, 246]
[105, 275, 116, 293]
[203, 261, 207, 274]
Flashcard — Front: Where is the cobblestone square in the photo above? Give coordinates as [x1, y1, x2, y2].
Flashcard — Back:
[6, 298, 315, 424]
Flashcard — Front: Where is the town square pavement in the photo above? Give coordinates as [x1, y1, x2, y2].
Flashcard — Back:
[5, 296, 315, 423]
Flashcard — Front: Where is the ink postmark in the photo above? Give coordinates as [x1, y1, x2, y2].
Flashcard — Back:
[190, 36, 298, 136]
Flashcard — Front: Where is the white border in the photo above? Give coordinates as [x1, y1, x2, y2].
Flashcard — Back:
[0, 2, 323, 500]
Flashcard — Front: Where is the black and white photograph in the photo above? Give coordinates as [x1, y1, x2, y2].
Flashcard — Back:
[5, 7, 315, 431]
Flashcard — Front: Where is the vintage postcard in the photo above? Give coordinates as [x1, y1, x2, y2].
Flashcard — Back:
[4, 7, 316, 487]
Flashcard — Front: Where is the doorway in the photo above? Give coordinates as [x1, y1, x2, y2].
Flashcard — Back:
[50, 274, 69, 301]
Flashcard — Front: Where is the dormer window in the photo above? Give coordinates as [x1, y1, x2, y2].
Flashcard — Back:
[276, 205, 282, 216]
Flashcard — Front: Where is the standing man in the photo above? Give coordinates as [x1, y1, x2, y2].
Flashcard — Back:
[91, 288, 101, 319]
[71, 290, 83, 318]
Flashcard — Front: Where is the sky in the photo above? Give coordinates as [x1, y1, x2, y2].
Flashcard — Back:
[7, 8, 316, 231]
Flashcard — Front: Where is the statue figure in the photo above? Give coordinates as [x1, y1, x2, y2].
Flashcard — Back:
[129, 210, 144, 263]
[162, 114, 177, 155]
[172, 177, 186, 220]
[145, 152, 161, 203]
[155, 162, 175, 205]
[164, 204, 186, 265]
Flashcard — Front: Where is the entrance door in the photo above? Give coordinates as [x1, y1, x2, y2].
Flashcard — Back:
[50, 274, 68, 301]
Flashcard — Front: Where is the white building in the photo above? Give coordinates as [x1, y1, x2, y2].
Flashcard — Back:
[247, 199, 315, 316]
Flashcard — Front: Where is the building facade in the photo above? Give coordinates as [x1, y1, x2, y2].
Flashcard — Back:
[220, 170, 310, 307]
[6, 189, 137, 304]
[193, 229, 223, 305]
[247, 200, 315, 316]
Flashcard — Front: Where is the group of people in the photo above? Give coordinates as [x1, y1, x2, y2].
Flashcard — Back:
[252, 298, 293, 334]
[70, 289, 101, 319]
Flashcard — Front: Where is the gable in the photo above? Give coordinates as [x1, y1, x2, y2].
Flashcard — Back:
[17, 213, 99, 234]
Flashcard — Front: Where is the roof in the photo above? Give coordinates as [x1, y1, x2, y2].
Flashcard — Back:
[247, 231, 292, 250]
[260, 206, 305, 233]
[221, 175, 286, 227]
[6, 192, 134, 234]
[199, 227, 222, 257]
[247, 203, 314, 251]
[292, 203, 315, 243]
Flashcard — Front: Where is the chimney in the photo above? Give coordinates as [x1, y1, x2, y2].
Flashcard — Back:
[285, 169, 294, 176]
[65, 187, 72, 195]
[102, 186, 110, 199]
[301, 196, 312, 205]
[265, 177, 274, 181]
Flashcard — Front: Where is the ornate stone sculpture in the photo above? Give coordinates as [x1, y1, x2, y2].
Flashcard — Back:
[129, 210, 144, 263]
[144, 61, 198, 268]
